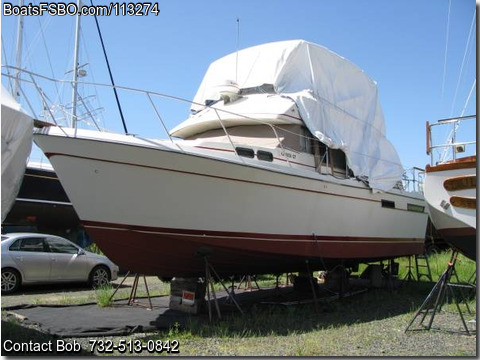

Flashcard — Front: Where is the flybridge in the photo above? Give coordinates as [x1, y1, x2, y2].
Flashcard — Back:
[192, 40, 404, 191]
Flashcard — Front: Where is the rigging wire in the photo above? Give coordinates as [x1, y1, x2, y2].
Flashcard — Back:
[459, 78, 476, 117]
[440, 78, 476, 163]
[235, 17, 240, 84]
[449, 8, 476, 117]
[90, 0, 128, 134]
[33, 14, 62, 100]
[79, 31, 106, 129]
[440, 0, 451, 99]
[1, 37, 14, 91]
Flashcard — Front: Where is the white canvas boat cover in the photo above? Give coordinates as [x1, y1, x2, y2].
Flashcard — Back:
[1, 85, 33, 221]
[191, 40, 403, 191]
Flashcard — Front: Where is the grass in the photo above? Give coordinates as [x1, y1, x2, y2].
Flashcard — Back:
[142, 250, 476, 356]
[144, 278, 475, 356]
[94, 284, 114, 307]
[2, 250, 476, 357]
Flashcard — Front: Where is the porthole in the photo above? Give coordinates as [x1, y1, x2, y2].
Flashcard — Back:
[257, 150, 273, 162]
[381, 200, 395, 209]
[235, 147, 255, 158]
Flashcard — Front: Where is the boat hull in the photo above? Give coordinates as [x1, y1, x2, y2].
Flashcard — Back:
[83, 220, 425, 277]
[34, 127, 428, 276]
[424, 157, 476, 260]
[3, 163, 80, 230]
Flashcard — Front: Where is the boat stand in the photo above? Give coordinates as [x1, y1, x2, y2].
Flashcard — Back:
[305, 260, 320, 315]
[405, 251, 475, 335]
[108, 271, 153, 310]
[237, 275, 260, 291]
[403, 256, 416, 282]
[203, 256, 244, 322]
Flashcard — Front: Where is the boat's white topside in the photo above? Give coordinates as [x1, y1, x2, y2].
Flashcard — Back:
[37, 124, 423, 201]
[171, 93, 303, 139]
[424, 116, 476, 231]
[424, 165, 476, 230]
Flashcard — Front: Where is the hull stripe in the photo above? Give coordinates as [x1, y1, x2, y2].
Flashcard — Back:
[45, 151, 424, 212]
[83, 220, 424, 244]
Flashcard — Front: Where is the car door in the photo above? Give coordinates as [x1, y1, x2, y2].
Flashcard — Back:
[10, 237, 51, 282]
[46, 237, 88, 281]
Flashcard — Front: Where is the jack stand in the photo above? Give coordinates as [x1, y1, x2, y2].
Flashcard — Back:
[405, 251, 475, 335]
[238, 275, 260, 291]
[305, 260, 319, 315]
[382, 259, 398, 290]
[273, 273, 291, 299]
[109, 271, 153, 310]
[403, 256, 416, 282]
[203, 256, 244, 322]
[467, 270, 476, 285]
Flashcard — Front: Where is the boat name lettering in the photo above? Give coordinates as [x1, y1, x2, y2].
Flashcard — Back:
[280, 151, 296, 159]
[3, 2, 160, 17]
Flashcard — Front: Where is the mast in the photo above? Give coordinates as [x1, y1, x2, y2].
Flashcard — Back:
[70, 0, 81, 127]
[13, 0, 24, 101]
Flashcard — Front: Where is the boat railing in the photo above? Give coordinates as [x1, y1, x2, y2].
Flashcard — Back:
[402, 167, 424, 194]
[426, 115, 476, 166]
[1, 66, 318, 168]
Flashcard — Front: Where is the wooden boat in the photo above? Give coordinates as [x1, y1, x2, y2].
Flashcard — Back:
[424, 115, 476, 260]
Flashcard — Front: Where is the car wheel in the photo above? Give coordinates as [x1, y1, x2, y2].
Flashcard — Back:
[89, 266, 111, 288]
[1, 268, 21, 294]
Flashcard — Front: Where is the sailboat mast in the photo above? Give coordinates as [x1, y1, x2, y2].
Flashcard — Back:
[13, 0, 24, 101]
[70, 0, 81, 127]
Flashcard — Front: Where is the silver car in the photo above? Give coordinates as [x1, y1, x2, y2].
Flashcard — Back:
[1, 233, 119, 294]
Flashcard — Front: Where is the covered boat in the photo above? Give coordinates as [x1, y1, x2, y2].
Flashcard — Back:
[33, 40, 428, 277]
[1, 85, 33, 221]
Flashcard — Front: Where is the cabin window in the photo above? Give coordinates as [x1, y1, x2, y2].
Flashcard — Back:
[330, 148, 348, 177]
[407, 204, 425, 213]
[257, 150, 274, 162]
[381, 200, 396, 209]
[312, 139, 352, 179]
[235, 147, 255, 158]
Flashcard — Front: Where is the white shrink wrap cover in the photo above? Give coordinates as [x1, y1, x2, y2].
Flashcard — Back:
[1, 85, 33, 221]
[191, 40, 403, 191]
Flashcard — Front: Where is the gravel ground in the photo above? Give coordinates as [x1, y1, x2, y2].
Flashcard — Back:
[2, 276, 477, 357]
[56, 310, 475, 357]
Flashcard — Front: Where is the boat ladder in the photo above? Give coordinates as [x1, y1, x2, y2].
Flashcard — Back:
[404, 254, 433, 282]
[414, 254, 433, 282]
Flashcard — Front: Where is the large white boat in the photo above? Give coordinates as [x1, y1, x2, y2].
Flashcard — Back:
[424, 115, 476, 260]
[33, 40, 428, 277]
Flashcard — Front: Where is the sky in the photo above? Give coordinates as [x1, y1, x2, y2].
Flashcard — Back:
[1, 0, 477, 172]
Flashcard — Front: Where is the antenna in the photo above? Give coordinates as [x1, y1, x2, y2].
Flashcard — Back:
[235, 17, 240, 83]
[71, 0, 81, 127]
[13, 0, 24, 101]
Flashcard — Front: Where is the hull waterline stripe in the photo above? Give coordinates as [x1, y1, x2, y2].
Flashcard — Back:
[15, 197, 72, 206]
[83, 222, 425, 245]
